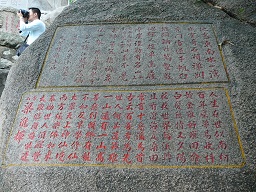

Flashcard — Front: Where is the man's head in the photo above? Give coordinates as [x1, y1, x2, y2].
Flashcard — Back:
[28, 7, 41, 21]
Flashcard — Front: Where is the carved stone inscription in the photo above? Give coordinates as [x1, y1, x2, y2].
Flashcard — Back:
[5, 88, 244, 168]
[38, 23, 228, 87]
[0, 11, 19, 34]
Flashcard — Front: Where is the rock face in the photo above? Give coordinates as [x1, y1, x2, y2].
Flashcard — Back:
[0, 46, 18, 95]
[0, 7, 23, 95]
[0, 0, 255, 191]
[203, 0, 256, 26]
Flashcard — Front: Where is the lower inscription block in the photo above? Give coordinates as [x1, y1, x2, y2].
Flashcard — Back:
[4, 88, 245, 168]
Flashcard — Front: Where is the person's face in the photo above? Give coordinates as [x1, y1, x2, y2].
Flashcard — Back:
[28, 9, 37, 21]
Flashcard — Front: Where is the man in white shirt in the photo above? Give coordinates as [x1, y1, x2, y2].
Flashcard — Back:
[17, 7, 46, 45]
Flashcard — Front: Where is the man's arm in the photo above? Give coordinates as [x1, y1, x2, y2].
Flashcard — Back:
[17, 11, 29, 36]
[19, 20, 43, 32]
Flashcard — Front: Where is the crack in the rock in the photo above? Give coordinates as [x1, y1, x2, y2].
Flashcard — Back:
[201, 0, 256, 27]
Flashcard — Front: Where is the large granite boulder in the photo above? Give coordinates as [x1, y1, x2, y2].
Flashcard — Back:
[0, 0, 255, 191]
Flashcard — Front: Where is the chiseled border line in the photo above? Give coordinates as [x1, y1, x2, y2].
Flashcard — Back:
[2, 87, 245, 169]
[36, 22, 230, 89]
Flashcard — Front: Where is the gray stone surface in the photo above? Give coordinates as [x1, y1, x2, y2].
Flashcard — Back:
[0, 35, 25, 96]
[203, 0, 256, 26]
[0, 31, 24, 48]
[0, 0, 255, 191]
[0, 46, 18, 96]
[0, 8, 20, 35]
[38, 23, 228, 87]
[4, 88, 244, 168]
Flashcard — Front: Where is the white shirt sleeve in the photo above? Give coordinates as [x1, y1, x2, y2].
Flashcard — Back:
[19, 20, 46, 45]
[19, 30, 29, 37]
[20, 20, 43, 32]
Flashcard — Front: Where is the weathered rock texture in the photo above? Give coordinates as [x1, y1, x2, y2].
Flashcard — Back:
[0, 7, 23, 95]
[203, 0, 256, 26]
[0, 0, 255, 191]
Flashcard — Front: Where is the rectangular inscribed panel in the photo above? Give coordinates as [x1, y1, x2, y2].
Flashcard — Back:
[38, 23, 228, 87]
[4, 88, 244, 168]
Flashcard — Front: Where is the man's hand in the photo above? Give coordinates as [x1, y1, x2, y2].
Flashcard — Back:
[17, 11, 28, 23]
[17, 10, 23, 19]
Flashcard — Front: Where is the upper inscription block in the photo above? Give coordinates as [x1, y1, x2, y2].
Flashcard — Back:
[37, 23, 228, 88]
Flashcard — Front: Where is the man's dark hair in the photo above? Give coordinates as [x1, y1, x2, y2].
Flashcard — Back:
[29, 7, 42, 19]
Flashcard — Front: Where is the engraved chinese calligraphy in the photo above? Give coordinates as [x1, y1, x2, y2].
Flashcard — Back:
[0, 12, 19, 34]
[4, 88, 244, 168]
[38, 23, 228, 87]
